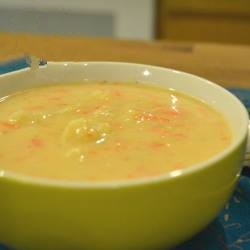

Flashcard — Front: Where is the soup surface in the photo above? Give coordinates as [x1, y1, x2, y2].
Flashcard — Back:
[0, 82, 231, 181]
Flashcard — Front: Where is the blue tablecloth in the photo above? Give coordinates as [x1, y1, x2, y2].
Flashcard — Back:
[174, 88, 250, 250]
[0, 62, 250, 249]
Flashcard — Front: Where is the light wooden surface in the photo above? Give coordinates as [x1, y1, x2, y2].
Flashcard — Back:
[0, 32, 250, 88]
[157, 0, 250, 45]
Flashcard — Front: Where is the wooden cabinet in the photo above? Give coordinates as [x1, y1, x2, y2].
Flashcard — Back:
[157, 0, 250, 44]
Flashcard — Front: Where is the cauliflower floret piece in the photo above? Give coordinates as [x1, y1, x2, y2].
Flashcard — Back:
[93, 106, 111, 118]
[9, 110, 50, 125]
[66, 147, 82, 157]
[9, 110, 31, 124]
[91, 90, 110, 102]
[56, 104, 81, 115]
[62, 118, 110, 146]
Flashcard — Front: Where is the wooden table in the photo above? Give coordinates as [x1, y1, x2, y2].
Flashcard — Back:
[1, 32, 250, 88]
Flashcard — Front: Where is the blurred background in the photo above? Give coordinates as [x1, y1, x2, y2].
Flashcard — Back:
[1, 0, 250, 44]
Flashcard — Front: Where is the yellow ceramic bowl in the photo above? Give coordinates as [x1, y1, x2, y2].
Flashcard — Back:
[0, 62, 249, 250]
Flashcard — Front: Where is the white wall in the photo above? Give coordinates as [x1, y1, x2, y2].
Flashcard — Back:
[0, 0, 155, 39]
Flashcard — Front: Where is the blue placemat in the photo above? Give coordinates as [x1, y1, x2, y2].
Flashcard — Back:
[174, 176, 250, 250]
[174, 88, 250, 250]
[0, 62, 250, 250]
[0, 56, 47, 75]
[0, 57, 28, 74]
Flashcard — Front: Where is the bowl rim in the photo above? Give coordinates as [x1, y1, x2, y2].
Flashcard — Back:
[0, 61, 249, 189]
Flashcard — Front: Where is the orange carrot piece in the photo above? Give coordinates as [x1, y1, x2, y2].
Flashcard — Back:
[151, 126, 169, 136]
[221, 136, 230, 142]
[48, 96, 62, 101]
[128, 166, 160, 179]
[89, 149, 98, 155]
[197, 106, 208, 116]
[55, 88, 71, 93]
[115, 141, 128, 152]
[111, 122, 123, 129]
[31, 138, 44, 148]
[150, 142, 165, 149]
[127, 173, 136, 179]
[172, 162, 184, 170]
[171, 133, 186, 139]
[112, 90, 123, 97]
[78, 105, 102, 115]
[0, 121, 19, 129]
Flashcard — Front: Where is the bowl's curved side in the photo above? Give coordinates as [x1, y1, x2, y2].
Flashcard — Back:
[0, 140, 245, 250]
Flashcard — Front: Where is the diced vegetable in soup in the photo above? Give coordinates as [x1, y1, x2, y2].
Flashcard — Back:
[0, 82, 231, 181]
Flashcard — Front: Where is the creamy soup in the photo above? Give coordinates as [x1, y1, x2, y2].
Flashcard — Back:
[0, 82, 231, 181]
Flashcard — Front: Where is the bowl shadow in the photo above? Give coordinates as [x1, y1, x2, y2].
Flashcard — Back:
[172, 219, 227, 250]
